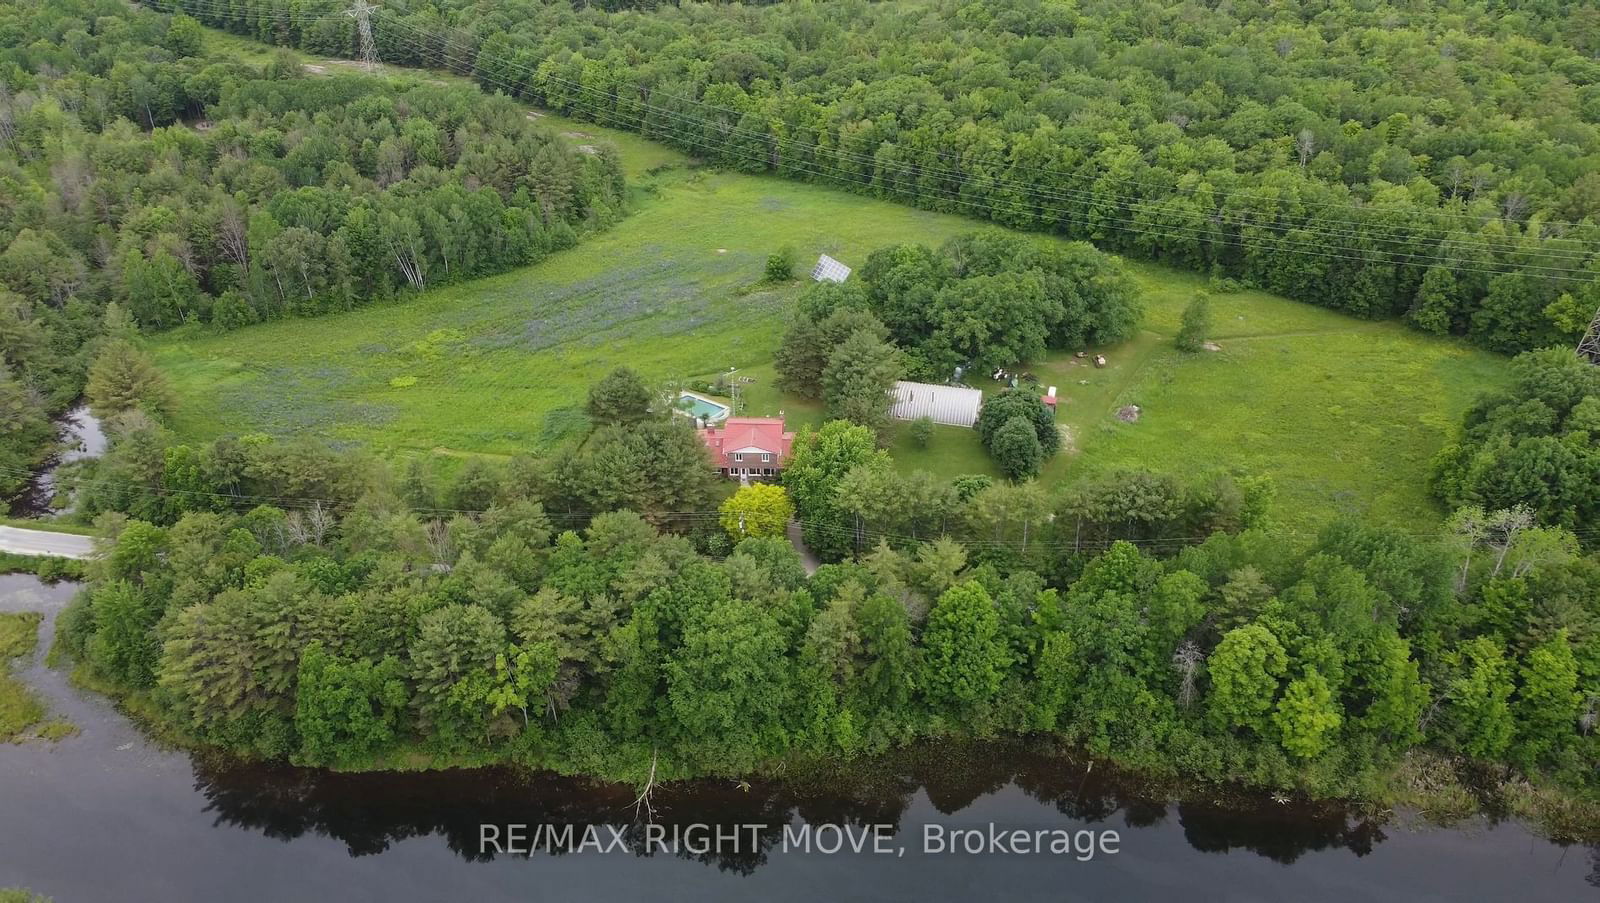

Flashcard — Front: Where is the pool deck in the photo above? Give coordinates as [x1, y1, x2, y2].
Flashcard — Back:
[675, 390, 732, 423]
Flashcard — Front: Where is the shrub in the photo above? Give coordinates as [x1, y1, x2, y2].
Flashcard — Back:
[990, 415, 1044, 479]
[765, 246, 795, 282]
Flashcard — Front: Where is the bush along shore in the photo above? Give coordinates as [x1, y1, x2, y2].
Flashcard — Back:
[48, 426, 1599, 842]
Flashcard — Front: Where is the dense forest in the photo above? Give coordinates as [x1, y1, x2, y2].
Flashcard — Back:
[171, 0, 1600, 353]
[0, 0, 1595, 831]
[0, 0, 626, 494]
[1431, 348, 1600, 538]
[47, 368, 1596, 831]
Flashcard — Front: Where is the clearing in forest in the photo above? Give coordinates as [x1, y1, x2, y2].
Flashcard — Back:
[151, 110, 1507, 531]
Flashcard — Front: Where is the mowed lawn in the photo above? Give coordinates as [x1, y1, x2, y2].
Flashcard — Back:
[1039, 280, 1508, 531]
[738, 269, 1507, 531]
[151, 109, 1509, 530]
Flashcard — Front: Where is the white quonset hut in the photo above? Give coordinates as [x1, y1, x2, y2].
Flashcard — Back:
[889, 381, 983, 428]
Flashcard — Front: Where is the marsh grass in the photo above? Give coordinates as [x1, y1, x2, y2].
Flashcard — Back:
[0, 612, 46, 743]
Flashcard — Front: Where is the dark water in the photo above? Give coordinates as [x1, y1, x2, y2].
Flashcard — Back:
[7, 405, 106, 518]
[0, 574, 1595, 902]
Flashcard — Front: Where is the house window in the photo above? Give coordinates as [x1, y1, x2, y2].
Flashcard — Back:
[762, 453, 771, 462]
[763, 468, 773, 476]
[733, 453, 743, 462]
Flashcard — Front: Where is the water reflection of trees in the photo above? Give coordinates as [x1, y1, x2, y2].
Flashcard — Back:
[1175, 803, 1385, 864]
[192, 743, 1392, 872]
[1007, 751, 1386, 865]
[193, 760, 887, 874]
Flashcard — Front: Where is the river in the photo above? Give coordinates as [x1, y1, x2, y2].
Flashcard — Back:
[0, 574, 1594, 901]
[6, 405, 107, 519]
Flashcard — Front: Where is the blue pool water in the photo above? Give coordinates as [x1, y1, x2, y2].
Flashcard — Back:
[677, 391, 730, 422]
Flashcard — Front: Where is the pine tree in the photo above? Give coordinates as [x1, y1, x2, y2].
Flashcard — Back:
[1175, 291, 1211, 351]
[585, 366, 655, 425]
[822, 329, 902, 435]
[85, 339, 176, 419]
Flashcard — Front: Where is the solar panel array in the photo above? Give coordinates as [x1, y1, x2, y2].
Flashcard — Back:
[811, 254, 852, 283]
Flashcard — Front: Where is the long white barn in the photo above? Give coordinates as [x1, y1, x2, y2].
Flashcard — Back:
[889, 381, 983, 428]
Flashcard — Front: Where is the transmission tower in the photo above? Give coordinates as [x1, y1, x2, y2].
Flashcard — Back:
[1580, 305, 1600, 366]
[345, 0, 381, 72]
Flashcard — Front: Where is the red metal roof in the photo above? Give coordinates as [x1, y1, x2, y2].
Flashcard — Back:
[699, 418, 795, 470]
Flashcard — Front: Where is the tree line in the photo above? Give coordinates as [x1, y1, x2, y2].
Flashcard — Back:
[1431, 348, 1600, 540]
[0, 0, 625, 495]
[178, 0, 1600, 354]
[45, 366, 1596, 815]
[56, 452, 1598, 802]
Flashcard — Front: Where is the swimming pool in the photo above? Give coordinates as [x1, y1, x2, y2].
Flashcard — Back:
[676, 391, 731, 423]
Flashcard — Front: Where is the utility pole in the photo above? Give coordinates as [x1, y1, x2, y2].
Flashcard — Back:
[345, 0, 381, 72]
[1579, 305, 1600, 366]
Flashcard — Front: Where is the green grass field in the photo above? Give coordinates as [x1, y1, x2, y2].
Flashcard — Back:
[151, 45, 1510, 531]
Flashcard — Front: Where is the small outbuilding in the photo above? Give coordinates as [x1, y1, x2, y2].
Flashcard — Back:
[889, 381, 983, 428]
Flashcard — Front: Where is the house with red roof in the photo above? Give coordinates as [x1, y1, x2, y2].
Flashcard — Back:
[699, 417, 795, 479]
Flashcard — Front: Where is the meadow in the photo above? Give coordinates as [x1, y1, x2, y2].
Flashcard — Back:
[151, 55, 1509, 531]
[153, 138, 984, 455]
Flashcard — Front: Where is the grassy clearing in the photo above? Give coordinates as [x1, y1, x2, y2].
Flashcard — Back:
[1027, 267, 1508, 530]
[692, 269, 1506, 529]
[150, 54, 1509, 530]
[153, 150, 987, 456]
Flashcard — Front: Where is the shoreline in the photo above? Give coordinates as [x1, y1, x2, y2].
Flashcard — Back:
[3, 567, 1597, 846]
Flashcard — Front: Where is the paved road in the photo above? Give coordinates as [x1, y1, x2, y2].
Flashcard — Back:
[0, 525, 95, 560]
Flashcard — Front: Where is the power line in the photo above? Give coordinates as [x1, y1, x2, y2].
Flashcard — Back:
[12, 462, 1600, 552]
[83, 3, 1595, 440]
[1578, 305, 1600, 366]
[142, 0, 1600, 274]
[368, 9, 1600, 248]
[368, 17, 1597, 283]
[110, 13, 1584, 414]
[344, 0, 380, 73]
[145, 0, 1600, 252]
[374, 16, 1600, 277]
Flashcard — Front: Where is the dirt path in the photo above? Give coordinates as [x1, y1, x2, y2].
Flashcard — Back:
[786, 520, 820, 576]
[302, 58, 451, 86]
